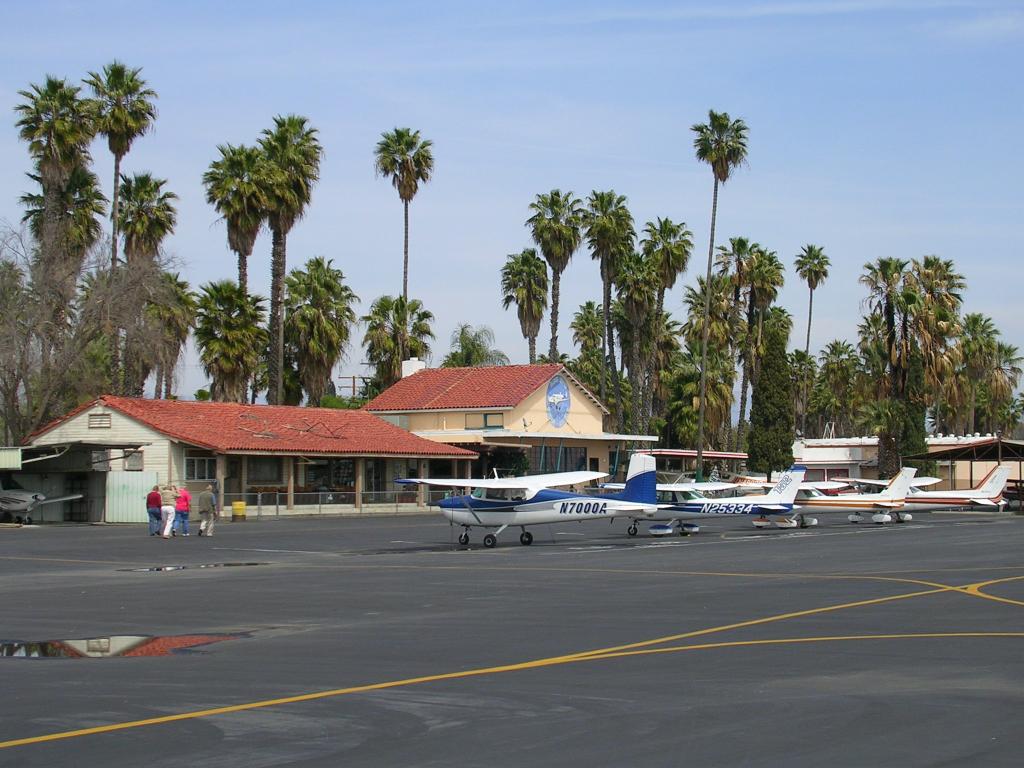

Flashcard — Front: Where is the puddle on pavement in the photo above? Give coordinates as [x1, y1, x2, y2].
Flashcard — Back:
[119, 562, 267, 572]
[1, 633, 241, 658]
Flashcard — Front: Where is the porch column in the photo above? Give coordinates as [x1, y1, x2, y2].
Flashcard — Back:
[451, 458, 458, 478]
[240, 455, 248, 502]
[355, 457, 365, 510]
[285, 456, 295, 510]
[417, 459, 427, 508]
[215, 454, 227, 512]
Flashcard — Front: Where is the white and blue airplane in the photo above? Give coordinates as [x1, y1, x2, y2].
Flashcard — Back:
[613, 465, 809, 536]
[397, 453, 658, 548]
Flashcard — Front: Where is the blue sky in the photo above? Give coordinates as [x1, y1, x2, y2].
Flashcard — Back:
[1, 1, 1022, 398]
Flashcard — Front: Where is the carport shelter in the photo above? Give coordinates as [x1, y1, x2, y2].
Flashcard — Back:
[24, 396, 477, 522]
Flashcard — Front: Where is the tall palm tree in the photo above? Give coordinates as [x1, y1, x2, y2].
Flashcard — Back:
[362, 295, 435, 390]
[793, 244, 829, 433]
[83, 61, 157, 274]
[374, 127, 434, 302]
[583, 190, 634, 404]
[259, 115, 323, 404]
[527, 190, 584, 361]
[285, 256, 359, 406]
[203, 144, 270, 292]
[500, 248, 548, 363]
[814, 340, 859, 436]
[442, 324, 510, 368]
[14, 77, 96, 309]
[691, 110, 748, 474]
[148, 272, 195, 399]
[860, 257, 913, 399]
[118, 173, 177, 262]
[194, 281, 268, 403]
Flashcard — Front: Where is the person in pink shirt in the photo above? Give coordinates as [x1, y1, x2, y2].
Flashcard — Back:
[172, 485, 192, 536]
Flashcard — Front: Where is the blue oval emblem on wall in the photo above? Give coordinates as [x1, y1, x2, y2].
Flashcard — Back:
[546, 375, 570, 428]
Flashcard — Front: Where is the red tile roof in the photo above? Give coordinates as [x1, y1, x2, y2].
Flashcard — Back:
[365, 364, 571, 412]
[30, 396, 476, 457]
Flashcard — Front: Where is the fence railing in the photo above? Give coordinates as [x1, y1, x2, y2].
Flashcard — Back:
[219, 489, 454, 519]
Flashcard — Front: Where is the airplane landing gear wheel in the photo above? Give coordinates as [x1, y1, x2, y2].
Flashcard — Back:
[627, 523, 638, 536]
[458, 532, 470, 546]
[483, 534, 497, 549]
[797, 514, 808, 529]
[519, 531, 533, 546]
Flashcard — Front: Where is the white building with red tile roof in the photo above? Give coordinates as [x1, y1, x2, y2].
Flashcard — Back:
[22, 396, 476, 523]
[364, 363, 657, 478]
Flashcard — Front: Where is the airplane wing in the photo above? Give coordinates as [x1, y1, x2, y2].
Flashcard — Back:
[969, 498, 999, 506]
[758, 504, 789, 511]
[34, 494, 84, 506]
[912, 477, 942, 487]
[396, 470, 606, 490]
[601, 481, 738, 492]
[802, 481, 849, 491]
[832, 476, 942, 489]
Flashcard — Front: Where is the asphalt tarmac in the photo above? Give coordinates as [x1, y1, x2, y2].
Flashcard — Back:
[2, 511, 1023, 767]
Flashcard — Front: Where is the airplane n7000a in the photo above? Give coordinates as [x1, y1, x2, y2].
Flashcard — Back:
[397, 454, 658, 548]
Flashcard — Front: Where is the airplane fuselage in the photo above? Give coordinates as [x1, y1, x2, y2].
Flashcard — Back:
[437, 488, 633, 528]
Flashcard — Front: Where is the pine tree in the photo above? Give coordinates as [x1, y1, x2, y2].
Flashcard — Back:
[747, 314, 794, 479]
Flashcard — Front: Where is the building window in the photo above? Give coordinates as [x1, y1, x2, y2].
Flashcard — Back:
[124, 450, 144, 471]
[304, 458, 356, 490]
[466, 412, 504, 430]
[185, 456, 217, 481]
[530, 445, 587, 473]
[88, 413, 111, 429]
[248, 456, 282, 485]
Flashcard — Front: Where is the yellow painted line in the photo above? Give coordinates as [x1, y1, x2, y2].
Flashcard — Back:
[958, 576, 1024, 607]
[582, 632, 1024, 661]
[562, 585, 955, 660]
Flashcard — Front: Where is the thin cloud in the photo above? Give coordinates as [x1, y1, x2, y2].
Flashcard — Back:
[927, 10, 1024, 39]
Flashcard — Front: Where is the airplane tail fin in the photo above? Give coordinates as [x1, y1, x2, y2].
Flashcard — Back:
[880, 467, 917, 500]
[620, 454, 657, 504]
[763, 466, 806, 504]
[978, 465, 1011, 496]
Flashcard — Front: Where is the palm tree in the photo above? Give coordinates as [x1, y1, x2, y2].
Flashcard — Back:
[362, 295, 435, 390]
[793, 244, 829, 434]
[691, 110, 748, 474]
[500, 248, 548, 363]
[442, 324, 509, 368]
[616, 250, 657, 433]
[860, 257, 913, 399]
[148, 272, 195, 399]
[194, 281, 268, 403]
[374, 127, 434, 302]
[642, 218, 693, 321]
[20, 163, 107, 263]
[570, 301, 604, 357]
[259, 115, 323, 404]
[789, 349, 817, 435]
[527, 190, 584, 361]
[959, 313, 999, 432]
[14, 77, 96, 310]
[584, 190, 634, 404]
[83, 61, 157, 274]
[814, 340, 859, 435]
[118, 173, 177, 262]
[203, 144, 270, 292]
[285, 256, 359, 406]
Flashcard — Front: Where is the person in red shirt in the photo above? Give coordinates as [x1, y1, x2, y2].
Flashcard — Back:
[145, 486, 162, 536]
[173, 486, 192, 536]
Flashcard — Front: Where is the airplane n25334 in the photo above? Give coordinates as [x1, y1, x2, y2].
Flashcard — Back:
[397, 453, 657, 548]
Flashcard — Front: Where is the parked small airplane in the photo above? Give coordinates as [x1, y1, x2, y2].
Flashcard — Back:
[791, 467, 917, 523]
[397, 454, 658, 548]
[0, 475, 82, 522]
[898, 465, 1010, 512]
[621, 465, 809, 535]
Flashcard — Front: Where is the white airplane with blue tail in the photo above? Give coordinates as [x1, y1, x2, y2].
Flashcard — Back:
[398, 454, 658, 548]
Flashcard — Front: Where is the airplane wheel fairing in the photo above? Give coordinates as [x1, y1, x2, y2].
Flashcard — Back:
[627, 524, 638, 536]
[483, 534, 497, 548]
[848, 514, 864, 524]
[458, 532, 470, 546]
[519, 531, 533, 546]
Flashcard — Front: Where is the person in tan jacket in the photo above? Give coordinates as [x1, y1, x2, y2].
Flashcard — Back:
[158, 484, 177, 539]
[197, 484, 218, 537]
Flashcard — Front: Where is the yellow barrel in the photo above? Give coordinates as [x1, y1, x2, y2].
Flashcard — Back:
[231, 501, 246, 521]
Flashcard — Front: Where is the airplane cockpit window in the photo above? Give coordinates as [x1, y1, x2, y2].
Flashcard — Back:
[797, 488, 823, 499]
[656, 490, 673, 503]
[471, 487, 485, 499]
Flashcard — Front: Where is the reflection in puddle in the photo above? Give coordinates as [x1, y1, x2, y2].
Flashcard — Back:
[1, 633, 240, 658]
[120, 562, 267, 572]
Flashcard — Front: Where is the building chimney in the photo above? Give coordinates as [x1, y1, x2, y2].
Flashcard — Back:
[401, 357, 427, 379]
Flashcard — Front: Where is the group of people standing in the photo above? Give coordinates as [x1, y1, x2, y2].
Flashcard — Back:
[146, 483, 218, 538]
